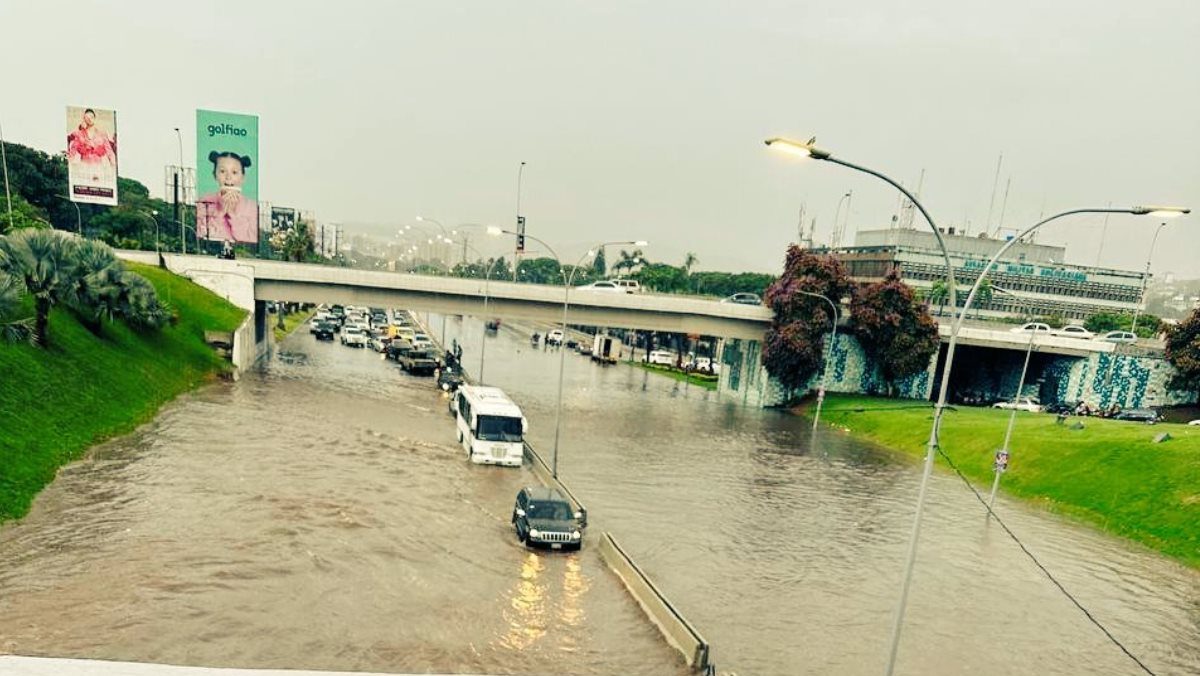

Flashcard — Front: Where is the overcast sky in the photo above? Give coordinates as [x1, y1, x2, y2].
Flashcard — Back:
[3, 1, 1197, 277]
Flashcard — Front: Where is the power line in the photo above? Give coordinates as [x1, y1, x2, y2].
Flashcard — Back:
[933, 444, 1158, 676]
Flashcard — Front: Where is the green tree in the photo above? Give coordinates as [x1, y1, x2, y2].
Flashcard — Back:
[69, 239, 126, 334]
[592, 247, 607, 277]
[1084, 311, 1163, 338]
[517, 257, 563, 284]
[612, 248, 644, 276]
[761, 245, 855, 392]
[0, 269, 34, 344]
[0, 228, 79, 346]
[850, 268, 940, 394]
[1165, 306, 1200, 395]
[0, 194, 51, 233]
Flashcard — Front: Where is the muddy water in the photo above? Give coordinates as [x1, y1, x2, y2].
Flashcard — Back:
[433, 313, 1200, 676]
[0, 329, 686, 675]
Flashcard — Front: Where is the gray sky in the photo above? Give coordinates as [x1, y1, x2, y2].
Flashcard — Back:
[3, 1, 1198, 277]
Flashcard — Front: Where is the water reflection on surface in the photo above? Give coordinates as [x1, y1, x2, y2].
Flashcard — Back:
[436, 314, 1200, 676]
[0, 326, 685, 676]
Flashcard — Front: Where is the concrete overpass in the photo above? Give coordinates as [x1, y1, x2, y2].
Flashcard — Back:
[118, 251, 772, 340]
[117, 251, 1151, 361]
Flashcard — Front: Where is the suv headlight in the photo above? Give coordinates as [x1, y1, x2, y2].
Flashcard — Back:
[529, 529, 540, 539]
[571, 530, 581, 540]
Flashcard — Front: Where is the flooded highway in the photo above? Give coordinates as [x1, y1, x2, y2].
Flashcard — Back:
[0, 325, 686, 675]
[2, 312, 1199, 676]
[435, 313, 1200, 676]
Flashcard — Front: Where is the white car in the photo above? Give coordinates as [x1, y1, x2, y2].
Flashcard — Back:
[412, 332, 432, 349]
[1053, 325, 1094, 339]
[546, 329, 565, 346]
[1009, 322, 1052, 335]
[367, 335, 390, 352]
[684, 356, 721, 374]
[647, 349, 675, 366]
[1188, 420, 1200, 426]
[1099, 330, 1137, 344]
[992, 397, 1042, 412]
[610, 279, 641, 294]
[577, 280, 624, 293]
[340, 327, 367, 347]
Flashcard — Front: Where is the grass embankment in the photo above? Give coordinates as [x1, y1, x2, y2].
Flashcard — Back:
[0, 263, 246, 521]
[811, 395, 1200, 567]
[630, 361, 719, 390]
[272, 308, 312, 343]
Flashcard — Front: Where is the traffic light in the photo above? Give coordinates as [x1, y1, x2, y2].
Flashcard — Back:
[516, 216, 526, 252]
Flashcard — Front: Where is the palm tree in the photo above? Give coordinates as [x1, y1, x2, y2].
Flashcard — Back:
[0, 228, 79, 347]
[115, 271, 172, 331]
[613, 248, 645, 276]
[682, 252, 698, 274]
[0, 270, 34, 344]
[70, 239, 125, 334]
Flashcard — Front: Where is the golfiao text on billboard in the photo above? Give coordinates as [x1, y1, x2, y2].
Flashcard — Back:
[196, 110, 259, 245]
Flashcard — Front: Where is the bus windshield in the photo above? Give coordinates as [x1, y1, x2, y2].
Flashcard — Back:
[476, 415, 523, 442]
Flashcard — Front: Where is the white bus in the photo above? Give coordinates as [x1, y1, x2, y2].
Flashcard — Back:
[452, 386, 527, 467]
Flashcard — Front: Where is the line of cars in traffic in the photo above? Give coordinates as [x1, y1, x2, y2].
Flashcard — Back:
[308, 305, 443, 373]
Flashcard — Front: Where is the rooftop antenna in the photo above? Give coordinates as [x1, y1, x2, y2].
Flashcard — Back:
[994, 177, 1012, 238]
[1094, 201, 1113, 267]
[898, 169, 923, 230]
[984, 153, 1003, 235]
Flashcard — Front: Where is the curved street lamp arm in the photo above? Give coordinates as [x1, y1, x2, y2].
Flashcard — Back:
[823, 155, 957, 311]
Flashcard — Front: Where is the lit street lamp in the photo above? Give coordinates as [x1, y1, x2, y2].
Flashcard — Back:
[489, 226, 647, 478]
[764, 136, 1191, 676]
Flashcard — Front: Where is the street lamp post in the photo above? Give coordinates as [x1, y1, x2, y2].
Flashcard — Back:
[987, 285, 1037, 511]
[881, 205, 1187, 675]
[1130, 221, 1169, 337]
[763, 139, 1190, 675]
[174, 127, 186, 253]
[138, 210, 161, 253]
[489, 227, 646, 478]
[795, 290, 839, 431]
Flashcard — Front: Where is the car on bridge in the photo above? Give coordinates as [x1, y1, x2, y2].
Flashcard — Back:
[512, 486, 584, 551]
[1053, 324, 1094, 339]
[1099, 330, 1138, 344]
[722, 292, 762, 305]
[1009, 322, 1052, 335]
[576, 280, 624, 293]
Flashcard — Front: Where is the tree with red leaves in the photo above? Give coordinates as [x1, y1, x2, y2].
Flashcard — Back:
[850, 268, 939, 394]
[1165, 306, 1200, 397]
[761, 245, 855, 392]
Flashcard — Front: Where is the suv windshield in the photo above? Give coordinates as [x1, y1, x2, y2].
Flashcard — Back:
[527, 500, 572, 521]
[477, 415, 523, 442]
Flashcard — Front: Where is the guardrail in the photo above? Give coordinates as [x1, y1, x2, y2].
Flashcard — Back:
[522, 443, 588, 529]
[598, 532, 714, 673]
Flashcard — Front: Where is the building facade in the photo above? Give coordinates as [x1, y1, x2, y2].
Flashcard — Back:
[830, 229, 1147, 322]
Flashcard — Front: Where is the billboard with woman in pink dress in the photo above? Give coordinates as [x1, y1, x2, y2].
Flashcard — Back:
[66, 106, 118, 205]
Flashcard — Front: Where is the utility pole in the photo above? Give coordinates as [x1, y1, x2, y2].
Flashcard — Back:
[514, 161, 526, 281]
[1, 120, 12, 227]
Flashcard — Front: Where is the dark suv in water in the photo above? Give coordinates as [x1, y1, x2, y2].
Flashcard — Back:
[512, 487, 584, 551]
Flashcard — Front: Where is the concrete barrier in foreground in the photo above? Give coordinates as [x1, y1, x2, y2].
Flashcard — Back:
[598, 532, 713, 673]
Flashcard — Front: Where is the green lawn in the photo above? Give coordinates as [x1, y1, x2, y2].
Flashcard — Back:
[273, 308, 312, 343]
[0, 263, 246, 521]
[811, 395, 1200, 567]
[630, 361, 719, 390]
